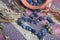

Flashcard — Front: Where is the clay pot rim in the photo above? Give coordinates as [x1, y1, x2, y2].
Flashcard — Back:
[21, 0, 52, 9]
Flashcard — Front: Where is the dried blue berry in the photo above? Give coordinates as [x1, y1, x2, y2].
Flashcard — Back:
[36, 19, 40, 23]
[26, 18, 32, 22]
[21, 24, 27, 29]
[17, 18, 22, 25]
[41, 28, 47, 35]
[37, 31, 42, 38]
[27, 26, 33, 31]
[31, 29, 35, 33]
[38, 17, 43, 21]
[33, 13, 38, 17]
[30, 20, 36, 24]
[34, 30, 39, 35]
[33, 20, 36, 24]
[29, 15, 35, 19]
[25, 26, 29, 30]
[21, 17, 27, 21]
[42, 16, 47, 20]
[37, 28, 47, 39]
[47, 17, 54, 24]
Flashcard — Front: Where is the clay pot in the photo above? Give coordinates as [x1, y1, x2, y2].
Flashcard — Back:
[21, 0, 52, 9]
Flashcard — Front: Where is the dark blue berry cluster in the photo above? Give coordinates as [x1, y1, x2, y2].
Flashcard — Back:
[17, 8, 54, 40]
[26, 0, 46, 6]
[19, 16, 54, 25]
[17, 15, 54, 40]
[29, 10, 40, 19]
[17, 17, 48, 39]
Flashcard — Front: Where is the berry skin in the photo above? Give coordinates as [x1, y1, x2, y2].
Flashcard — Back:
[36, 19, 40, 23]
[37, 28, 47, 39]
[29, 15, 35, 19]
[42, 16, 47, 20]
[47, 17, 54, 23]
[26, 18, 32, 23]
[38, 17, 43, 21]
[21, 17, 27, 21]
[17, 18, 22, 25]
[34, 30, 39, 35]
[41, 28, 47, 36]
[47, 17, 54, 26]
[26, 26, 32, 31]
[31, 29, 35, 33]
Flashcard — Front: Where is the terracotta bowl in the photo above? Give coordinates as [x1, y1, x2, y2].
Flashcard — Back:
[21, 0, 52, 9]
